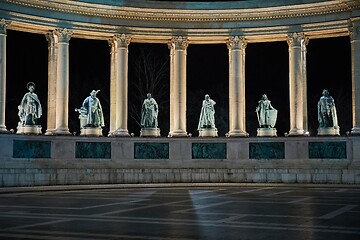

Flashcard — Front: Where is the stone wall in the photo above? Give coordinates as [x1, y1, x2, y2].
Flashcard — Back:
[0, 134, 359, 186]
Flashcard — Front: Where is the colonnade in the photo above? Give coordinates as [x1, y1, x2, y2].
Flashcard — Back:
[0, 19, 360, 137]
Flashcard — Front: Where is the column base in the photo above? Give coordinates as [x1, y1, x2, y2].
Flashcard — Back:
[54, 128, 71, 135]
[350, 127, 360, 135]
[45, 129, 56, 135]
[169, 129, 188, 137]
[199, 128, 218, 137]
[140, 128, 161, 137]
[17, 125, 42, 135]
[0, 125, 8, 134]
[227, 130, 249, 138]
[109, 128, 130, 137]
[318, 127, 340, 136]
[81, 127, 103, 137]
[287, 128, 305, 136]
[257, 128, 277, 137]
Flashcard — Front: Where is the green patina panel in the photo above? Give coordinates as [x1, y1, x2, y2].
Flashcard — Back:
[192, 143, 227, 159]
[13, 140, 51, 158]
[249, 142, 285, 159]
[76, 142, 111, 159]
[309, 142, 347, 159]
[134, 142, 169, 159]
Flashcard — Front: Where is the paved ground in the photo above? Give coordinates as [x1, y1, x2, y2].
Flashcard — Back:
[0, 184, 359, 239]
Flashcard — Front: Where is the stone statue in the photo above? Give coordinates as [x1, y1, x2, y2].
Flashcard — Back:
[317, 89, 339, 133]
[18, 82, 42, 126]
[141, 93, 159, 128]
[198, 94, 216, 130]
[256, 94, 277, 128]
[78, 90, 104, 128]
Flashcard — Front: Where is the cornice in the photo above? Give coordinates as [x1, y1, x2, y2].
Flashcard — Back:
[2, 0, 359, 23]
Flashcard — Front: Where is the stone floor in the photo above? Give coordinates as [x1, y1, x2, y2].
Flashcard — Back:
[0, 184, 359, 239]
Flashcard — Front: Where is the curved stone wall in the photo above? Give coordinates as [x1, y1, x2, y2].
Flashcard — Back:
[0, 0, 358, 42]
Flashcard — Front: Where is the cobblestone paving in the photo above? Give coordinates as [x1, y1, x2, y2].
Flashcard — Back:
[0, 185, 359, 239]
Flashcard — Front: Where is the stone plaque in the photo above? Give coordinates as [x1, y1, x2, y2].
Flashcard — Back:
[309, 142, 346, 159]
[75, 142, 111, 159]
[249, 142, 285, 159]
[13, 140, 51, 158]
[134, 142, 169, 159]
[192, 143, 227, 159]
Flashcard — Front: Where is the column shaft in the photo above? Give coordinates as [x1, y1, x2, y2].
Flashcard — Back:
[109, 34, 131, 137]
[45, 32, 58, 135]
[54, 28, 72, 135]
[287, 33, 307, 136]
[350, 20, 360, 134]
[0, 19, 10, 133]
[227, 36, 248, 137]
[108, 39, 117, 135]
[168, 44, 175, 136]
[169, 36, 188, 137]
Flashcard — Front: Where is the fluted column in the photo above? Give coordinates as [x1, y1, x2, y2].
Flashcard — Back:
[169, 36, 188, 137]
[350, 19, 360, 135]
[0, 19, 10, 133]
[168, 41, 175, 136]
[301, 36, 309, 134]
[227, 36, 248, 137]
[109, 34, 131, 137]
[45, 31, 58, 135]
[54, 28, 72, 135]
[287, 32, 307, 136]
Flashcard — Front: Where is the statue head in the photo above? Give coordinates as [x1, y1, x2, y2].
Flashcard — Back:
[322, 89, 329, 97]
[262, 94, 268, 100]
[27, 82, 35, 92]
[205, 94, 210, 100]
[147, 93, 152, 99]
[90, 90, 100, 98]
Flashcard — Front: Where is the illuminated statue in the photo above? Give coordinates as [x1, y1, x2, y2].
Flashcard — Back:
[255, 94, 277, 128]
[18, 82, 42, 126]
[318, 89, 338, 129]
[141, 93, 159, 128]
[78, 90, 104, 128]
[198, 94, 216, 130]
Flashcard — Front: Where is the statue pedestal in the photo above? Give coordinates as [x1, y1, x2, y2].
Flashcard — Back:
[257, 128, 277, 137]
[17, 125, 42, 135]
[140, 128, 161, 137]
[317, 127, 340, 136]
[80, 127, 103, 137]
[199, 128, 218, 137]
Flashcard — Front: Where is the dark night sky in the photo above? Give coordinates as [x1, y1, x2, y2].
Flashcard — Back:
[5, 30, 351, 137]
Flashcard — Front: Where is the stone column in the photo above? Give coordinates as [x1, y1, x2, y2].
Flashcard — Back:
[109, 34, 131, 137]
[168, 41, 175, 136]
[350, 19, 360, 135]
[54, 28, 72, 135]
[168, 36, 188, 137]
[45, 31, 58, 135]
[227, 36, 248, 137]
[0, 19, 10, 133]
[287, 32, 307, 136]
[301, 36, 309, 134]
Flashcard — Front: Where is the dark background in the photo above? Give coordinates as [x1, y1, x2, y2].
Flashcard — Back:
[5, 30, 351, 137]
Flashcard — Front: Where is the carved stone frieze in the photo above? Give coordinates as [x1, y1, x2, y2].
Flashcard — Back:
[226, 36, 247, 50]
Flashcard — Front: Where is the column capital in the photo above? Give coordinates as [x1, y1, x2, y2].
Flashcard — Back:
[0, 19, 11, 35]
[45, 31, 59, 48]
[54, 28, 73, 43]
[287, 32, 308, 47]
[170, 36, 189, 50]
[227, 36, 247, 50]
[349, 24, 360, 41]
[111, 33, 131, 48]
